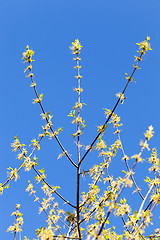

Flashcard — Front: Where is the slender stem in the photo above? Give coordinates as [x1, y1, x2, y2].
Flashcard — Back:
[117, 130, 144, 200]
[78, 157, 139, 235]
[125, 159, 144, 199]
[121, 215, 131, 234]
[129, 199, 159, 240]
[14, 210, 18, 240]
[96, 149, 144, 239]
[77, 150, 145, 239]
[32, 165, 76, 208]
[144, 199, 153, 212]
[2, 162, 25, 188]
[130, 173, 160, 235]
[3, 133, 76, 208]
[28, 62, 77, 168]
[79, 157, 108, 210]
[76, 53, 82, 239]
[80, 53, 143, 165]
[2, 135, 44, 188]
[76, 166, 81, 239]
[36, 195, 64, 237]
[49, 236, 80, 239]
[137, 184, 154, 219]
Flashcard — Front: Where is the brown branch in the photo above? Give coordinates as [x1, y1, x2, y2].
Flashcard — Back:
[121, 215, 131, 234]
[2, 161, 25, 188]
[2, 135, 44, 188]
[76, 52, 82, 239]
[28, 62, 77, 168]
[51, 236, 80, 239]
[14, 209, 18, 240]
[2, 134, 76, 209]
[79, 53, 143, 166]
[32, 165, 76, 208]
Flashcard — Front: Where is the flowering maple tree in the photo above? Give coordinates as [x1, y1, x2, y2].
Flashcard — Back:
[2, 37, 160, 240]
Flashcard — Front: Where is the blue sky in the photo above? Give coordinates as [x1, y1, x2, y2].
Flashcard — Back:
[1, 0, 160, 239]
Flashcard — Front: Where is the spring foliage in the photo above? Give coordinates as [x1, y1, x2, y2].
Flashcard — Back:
[2, 37, 160, 240]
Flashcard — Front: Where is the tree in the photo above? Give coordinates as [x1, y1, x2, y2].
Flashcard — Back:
[1, 37, 160, 240]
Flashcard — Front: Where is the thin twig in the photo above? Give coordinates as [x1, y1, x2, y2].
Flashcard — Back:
[96, 141, 146, 239]
[14, 209, 18, 240]
[129, 199, 159, 240]
[117, 130, 144, 200]
[28, 62, 77, 168]
[76, 52, 82, 239]
[121, 215, 131, 234]
[2, 135, 44, 188]
[36, 196, 64, 237]
[80, 53, 143, 166]
[32, 165, 76, 208]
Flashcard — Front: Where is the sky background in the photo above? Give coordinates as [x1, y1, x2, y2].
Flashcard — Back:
[0, 0, 160, 239]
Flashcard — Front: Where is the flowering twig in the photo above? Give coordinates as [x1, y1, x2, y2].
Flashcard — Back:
[80, 37, 152, 166]
[70, 39, 83, 239]
[23, 46, 77, 168]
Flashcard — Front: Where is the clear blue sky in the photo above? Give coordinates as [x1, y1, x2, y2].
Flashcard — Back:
[1, 0, 160, 239]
